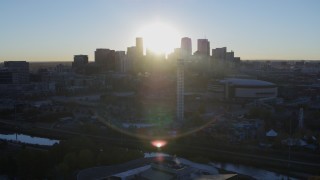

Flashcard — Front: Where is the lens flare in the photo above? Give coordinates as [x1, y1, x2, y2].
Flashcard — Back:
[136, 22, 180, 55]
[151, 140, 167, 148]
[94, 106, 221, 141]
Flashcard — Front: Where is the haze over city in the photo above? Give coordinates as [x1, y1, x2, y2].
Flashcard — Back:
[1, 0, 320, 61]
[2, 1, 320, 179]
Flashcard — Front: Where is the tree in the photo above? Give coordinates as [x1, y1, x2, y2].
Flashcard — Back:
[17, 149, 51, 179]
[248, 107, 271, 119]
[56, 162, 69, 179]
[63, 152, 77, 170]
[78, 149, 94, 168]
[198, 103, 206, 114]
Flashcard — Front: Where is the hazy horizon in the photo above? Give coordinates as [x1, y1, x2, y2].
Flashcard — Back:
[1, 0, 320, 61]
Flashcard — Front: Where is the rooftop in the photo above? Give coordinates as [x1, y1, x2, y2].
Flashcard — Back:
[221, 78, 275, 87]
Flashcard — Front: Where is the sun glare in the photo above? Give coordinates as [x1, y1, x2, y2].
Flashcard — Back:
[137, 22, 180, 55]
[151, 140, 167, 148]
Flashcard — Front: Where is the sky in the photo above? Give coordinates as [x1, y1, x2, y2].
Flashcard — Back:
[0, 0, 320, 61]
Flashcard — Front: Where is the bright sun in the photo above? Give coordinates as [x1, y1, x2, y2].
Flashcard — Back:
[137, 22, 180, 55]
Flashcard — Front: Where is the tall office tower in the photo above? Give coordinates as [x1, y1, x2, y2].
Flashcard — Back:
[181, 37, 192, 56]
[136, 37, 143, 57]
[4, 61, 29, 84]
[212, 47, 227, 60]
[197, 39, 210, 56]
[95, 48, 116, 71]
[177, 59, 184, 122]
[226, 51, 235, 61]
[127, 46, 137, 72]
[72, 55, 88, 68]
[115, 51, 127, 73]
[95, 48, 110, 64]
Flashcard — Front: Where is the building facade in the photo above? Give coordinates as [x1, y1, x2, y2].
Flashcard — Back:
[208, 78, 278, 100]
[181, 37, 192, 56]
[177, 59, 184, 121]
[115, 51, 127, 73]
[95, 48, 116, 71]
[136, 37, 143, 57]
[72, 55, 88, 68]
[226, 51, 235, 61]
[4, 61, 29, 84]
[212, 47, 227, 61]
[196, 39, 210, 56]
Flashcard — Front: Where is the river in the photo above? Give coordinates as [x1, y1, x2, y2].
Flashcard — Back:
[0, 132, 59, 146]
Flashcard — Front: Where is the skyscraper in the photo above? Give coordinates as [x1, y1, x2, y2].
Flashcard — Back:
[4, 61, 29, 84]
[136, 37, 143, 57]
[177, 59, 184, 122]
[95, 48, 116, 71]
[212, 47, 227, 60]
[226, 51, 235, 61]
[181, 37, 192, 56]
[197, 39, 210, 56]
[115, 51, 127, 73]
[127, 46, 136, 72]
[72, 55, 88, 68]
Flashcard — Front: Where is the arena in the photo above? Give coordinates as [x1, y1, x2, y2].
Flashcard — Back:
[209, 78, 277, 100]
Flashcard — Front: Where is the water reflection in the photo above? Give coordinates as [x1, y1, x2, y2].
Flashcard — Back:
[0, 133, 59, 146]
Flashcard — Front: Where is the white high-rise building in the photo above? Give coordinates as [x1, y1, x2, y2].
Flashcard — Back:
[136, 37, 143, 57]
[177, 59, 184, 122]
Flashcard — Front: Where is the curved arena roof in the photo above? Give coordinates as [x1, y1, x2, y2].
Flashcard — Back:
[221, 78, 276, 87]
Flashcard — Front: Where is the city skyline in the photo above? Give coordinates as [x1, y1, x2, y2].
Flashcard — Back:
[1, 0, 320, 61]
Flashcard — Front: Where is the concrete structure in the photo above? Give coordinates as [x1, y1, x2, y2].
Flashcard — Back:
[72, 55, 88, 68]
[222, 78, 277, 99]
[196, 39, 210, 56]
[212, 47, 227, 60]
[136, 37, 143, 57]
[127, 46, 136, 71]
[234, 57, 241, 63]
[94, 48, 116, 71]
[3, 61, 29, 84]
[181, 37, 192, 56]
[226, 51, 235, 61]
[177, 59, 184, 121]
[115, 51, 127, 73]
[0, 70, 13, 84]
